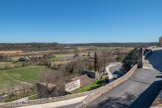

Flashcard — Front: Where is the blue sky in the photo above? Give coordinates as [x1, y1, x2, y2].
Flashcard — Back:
[0, 0, 162, 43]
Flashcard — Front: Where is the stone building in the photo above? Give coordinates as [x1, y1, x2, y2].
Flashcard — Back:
[159, 36, 162, 47]
[36, 83, 65, 98]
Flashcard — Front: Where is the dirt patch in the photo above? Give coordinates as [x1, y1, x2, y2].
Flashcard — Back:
[51, 60, 73, 65]
[0, 50, 23, 54]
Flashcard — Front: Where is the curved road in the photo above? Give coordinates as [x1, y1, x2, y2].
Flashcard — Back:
[87, 49, 162, 108]
[109, 63, 123, 79]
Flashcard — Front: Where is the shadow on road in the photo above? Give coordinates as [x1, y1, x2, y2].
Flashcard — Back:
[129, 80, 162, 108]
[88, 92, 136, 108]
[113, 70, 123, 79]
[146, 49, 162, 72]
[129, 49, 162, 108]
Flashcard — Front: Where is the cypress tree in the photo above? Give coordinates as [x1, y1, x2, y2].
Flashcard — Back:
[94, 52, 98, 71]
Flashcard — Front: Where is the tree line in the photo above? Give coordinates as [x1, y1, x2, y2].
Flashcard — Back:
[67, 42, 158, 48]
[0, 43, 64, 51]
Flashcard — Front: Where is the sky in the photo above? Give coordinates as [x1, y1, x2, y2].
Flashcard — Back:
[0, 0, 162, 43]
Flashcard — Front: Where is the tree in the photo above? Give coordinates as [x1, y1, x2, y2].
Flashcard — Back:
[74, 52, 79, 58]
[122, 48, 140, 72]
[87, 52, 90, 57]
[65, 58, 84, 75]
[38, 71, 55, 87]
[0, 54, 8, 62]
[94, 52, 98, 71]
[116, 54, 124, 62]
[96, 50, 111, 72]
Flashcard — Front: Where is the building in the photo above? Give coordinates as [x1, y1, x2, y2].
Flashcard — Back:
[159, 36, 162, 47]
[65, 74, 95, 92]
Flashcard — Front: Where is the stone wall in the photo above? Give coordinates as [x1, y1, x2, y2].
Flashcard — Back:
[78, 64, 138, 108]
[151, 90, 162, 108]
[138, 48, 152, 68]
[0, 91, 91, 108]
[138, 48, 144, 68]
[159, 36, 162, 47]
[144, 48, 152, 59]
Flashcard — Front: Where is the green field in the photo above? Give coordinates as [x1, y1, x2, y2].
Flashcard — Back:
[72, 78, 108, 93]
[50, 57, 63, 62]
[97, 47, 133, 50]
[0, 71, 21, 92]
[0, 62, 23, 68]
[0, 65, 55, 92]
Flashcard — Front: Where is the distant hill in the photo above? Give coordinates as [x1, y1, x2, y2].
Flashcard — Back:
[65, 42, 159, 48]
[0, 43, 64, 51]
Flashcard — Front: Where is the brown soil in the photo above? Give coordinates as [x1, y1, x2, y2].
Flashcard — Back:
[0, 50, 23, 54]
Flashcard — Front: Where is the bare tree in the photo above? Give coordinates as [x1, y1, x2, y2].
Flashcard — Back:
[8, 82, 16, 98]
[38, 71, 55, 86]
[65, 58, 84, 76]
[97, 50, 111, 72]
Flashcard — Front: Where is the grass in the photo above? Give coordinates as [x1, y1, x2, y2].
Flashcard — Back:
[11, 56, 21, 61]
[0, 62, 23, 68]
[84, 56, 89, 59]
[50, 57, 63, 62]
[4, 92, 37, 102]
[55, 54, 74, 57]
[4, 65, 55, 82]
[28, 94, 38, 100]
[0, 65, 55, 92]
[72, 78, 108, 93]
[97, 47, 122, 50]
[0, 71, 21, 92]
[97, 47, 134, 50]
[4, 98, 17, 102]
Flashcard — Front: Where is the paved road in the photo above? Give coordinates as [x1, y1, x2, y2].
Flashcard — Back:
[109, 63, 123, 79]
[17, 95, 87, 108]
[87, 49, 162, 108]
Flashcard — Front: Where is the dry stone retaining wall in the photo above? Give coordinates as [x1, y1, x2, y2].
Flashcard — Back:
[0, 91, 91, 108]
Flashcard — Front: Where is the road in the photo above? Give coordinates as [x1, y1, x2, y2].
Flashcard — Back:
[17, 95, 87, 108]
[106, 63, 122, 82]
[109, 63, 123, 79]
[87, 49, 162, 108]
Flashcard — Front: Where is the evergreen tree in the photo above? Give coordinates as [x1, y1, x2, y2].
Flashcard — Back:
[94, 52, 98, 71]
[122, 48, 140, 71]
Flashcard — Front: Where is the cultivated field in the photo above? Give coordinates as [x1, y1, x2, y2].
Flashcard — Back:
[0, 65, 55, 92]
[0, 46, 133, 100]
[0, 62, 22, 69]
